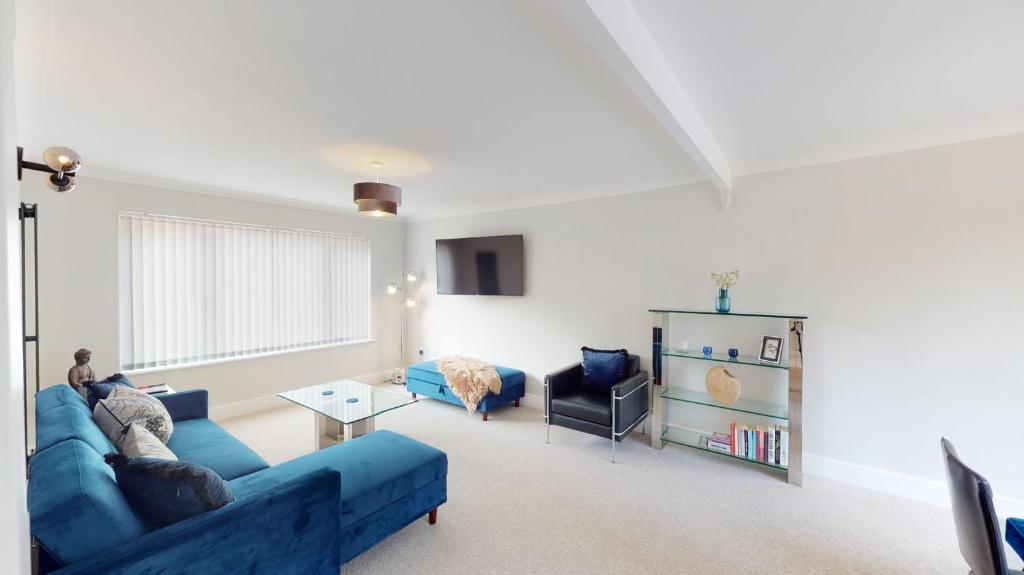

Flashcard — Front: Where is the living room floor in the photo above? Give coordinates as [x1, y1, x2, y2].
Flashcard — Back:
[221, 387, 967, 574]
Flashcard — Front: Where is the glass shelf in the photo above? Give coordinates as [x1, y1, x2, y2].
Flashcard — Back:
[662, 348, 788, 370]
[648, 308, 807, 320]
[661, 388, 788, 420]
[661, 427, 788, 471]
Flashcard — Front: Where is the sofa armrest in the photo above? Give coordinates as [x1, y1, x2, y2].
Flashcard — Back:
[612, 371, 649, 438]
[51, 468, 342, 575]
[156, 389, 208, 422]
[545, 363, 582, 410]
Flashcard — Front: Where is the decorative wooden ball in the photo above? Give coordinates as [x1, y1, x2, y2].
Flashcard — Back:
[705, 366, 741, 405]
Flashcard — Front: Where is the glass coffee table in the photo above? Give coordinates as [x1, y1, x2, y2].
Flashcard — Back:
[278, 379, 418, 450]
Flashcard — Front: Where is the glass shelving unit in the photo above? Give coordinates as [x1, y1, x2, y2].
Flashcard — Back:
[650, 308, 805, 485]
[660, 388, 789, 420]
[661, 427, 789, 471]
[661, 348, 789, 370]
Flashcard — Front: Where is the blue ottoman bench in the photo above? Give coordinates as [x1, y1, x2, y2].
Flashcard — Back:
[406, 360, 526, 420]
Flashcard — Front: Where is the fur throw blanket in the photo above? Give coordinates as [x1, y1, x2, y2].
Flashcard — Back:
[436, 356, 502, 414]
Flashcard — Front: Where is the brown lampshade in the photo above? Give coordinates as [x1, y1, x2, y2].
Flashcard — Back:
[354, 182, 401, 217]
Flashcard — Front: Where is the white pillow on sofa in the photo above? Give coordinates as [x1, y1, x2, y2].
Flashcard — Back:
[118, 422, 177, 460]
[94, 385, 174, 444]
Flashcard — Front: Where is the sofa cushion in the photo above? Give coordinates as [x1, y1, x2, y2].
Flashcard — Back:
[551, 390, 612, 426]
[84, 374, 135, 410]
[35, 402, 116, 456]
[407, 360, 525, 388]
[36, 384, 90, 417]
[1007, 518, 1024, 563]
[580, 347, 628, 393]
[119, 422, 177, 460]
[228, 430, 446, 529]
[94, 385, 174, 444]
[167, 418, 269, 480]
[28, 439, 150, 565]
[105, 453, 235, 528]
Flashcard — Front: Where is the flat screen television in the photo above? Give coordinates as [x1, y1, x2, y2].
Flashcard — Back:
[436, 234, 524, 296]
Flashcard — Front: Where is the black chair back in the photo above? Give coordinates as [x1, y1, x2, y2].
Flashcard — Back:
[942, 437, 1007, 575]
[626, 354, 640, 377]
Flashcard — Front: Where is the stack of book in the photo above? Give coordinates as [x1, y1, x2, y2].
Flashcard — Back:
[706, 432, 731, 453]
[727, 423, 788, 467]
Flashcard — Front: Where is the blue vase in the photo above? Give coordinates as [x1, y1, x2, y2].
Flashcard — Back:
[702, 346, 712, 356]
[728, 348, 739, 358]
[715, 288, 731, 313]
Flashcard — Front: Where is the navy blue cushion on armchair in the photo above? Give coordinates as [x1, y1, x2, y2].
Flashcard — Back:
[580, 347, 628, 393]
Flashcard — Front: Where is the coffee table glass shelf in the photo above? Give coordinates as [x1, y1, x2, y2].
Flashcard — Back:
[650, 308, 805, 485]
[278, 379, 418, 450]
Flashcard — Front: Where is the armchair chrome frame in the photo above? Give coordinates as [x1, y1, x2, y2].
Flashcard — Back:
[611, 378, 651, 463]
[545, 376, 652, 463]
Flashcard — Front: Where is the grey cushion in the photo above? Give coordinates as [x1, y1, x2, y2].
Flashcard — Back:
[94, 386, 174, 444]
[118, 423, 177, 460]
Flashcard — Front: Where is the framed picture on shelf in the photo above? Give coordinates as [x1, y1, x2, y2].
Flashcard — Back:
[759, 335, 784, 364]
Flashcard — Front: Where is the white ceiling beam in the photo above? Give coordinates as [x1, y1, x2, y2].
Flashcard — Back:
[560, 0, 733, 208]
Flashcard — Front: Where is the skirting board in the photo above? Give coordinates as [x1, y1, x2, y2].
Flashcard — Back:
[659, 422, 1024, 518]
[521, 392, 543, 410]
[805, 453, 1024, 519]
[209, 370, 394, 421]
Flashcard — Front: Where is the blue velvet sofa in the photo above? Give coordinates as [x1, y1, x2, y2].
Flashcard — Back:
[29, 384, 447, 574]
[406, 360, 526, 421]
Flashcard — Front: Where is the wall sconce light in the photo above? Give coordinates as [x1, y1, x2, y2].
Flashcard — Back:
[405, 297, 416, 308]
[405, 271, 418, 283]
[17, 146, 83, 192]
[386, 283, 400, 295]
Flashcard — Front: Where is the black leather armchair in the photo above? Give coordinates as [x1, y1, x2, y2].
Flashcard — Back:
[544, 354, 650, 462]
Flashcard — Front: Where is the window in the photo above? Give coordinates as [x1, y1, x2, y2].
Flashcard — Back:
[118, 212, 371, 371]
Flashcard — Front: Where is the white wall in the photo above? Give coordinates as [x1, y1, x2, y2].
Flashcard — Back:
[406, 133, 1024, 510]
[0, 0, 31, 571]
[20, 175, 405, 416]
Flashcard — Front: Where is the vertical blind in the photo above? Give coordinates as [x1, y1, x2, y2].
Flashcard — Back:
[118, 213, 371, 370]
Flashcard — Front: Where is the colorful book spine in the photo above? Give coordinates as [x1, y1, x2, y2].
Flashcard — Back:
[781, 428, 789, 467]
[722, 423, 790, 467]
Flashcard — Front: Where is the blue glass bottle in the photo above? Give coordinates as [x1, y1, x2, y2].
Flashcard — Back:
[715, 288, 731, 313]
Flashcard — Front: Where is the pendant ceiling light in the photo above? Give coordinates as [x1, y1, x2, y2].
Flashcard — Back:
[354, 161, 401, 217]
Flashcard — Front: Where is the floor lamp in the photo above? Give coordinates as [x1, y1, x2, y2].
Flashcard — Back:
[386, 271, 417, 384]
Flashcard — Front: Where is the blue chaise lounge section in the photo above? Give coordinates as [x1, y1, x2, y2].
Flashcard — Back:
[29, 384, 447, 574]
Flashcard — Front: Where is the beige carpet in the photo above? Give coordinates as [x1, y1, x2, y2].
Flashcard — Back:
[221, 389, 975, 574]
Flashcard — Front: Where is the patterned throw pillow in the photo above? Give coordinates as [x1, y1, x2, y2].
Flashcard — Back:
[94, 386, 174, 444]
[118, 422, 177, 460]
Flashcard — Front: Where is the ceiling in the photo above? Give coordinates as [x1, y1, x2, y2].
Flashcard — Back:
[14, 0, 704, 220]
[633, 0, 1024, 177]
[15, 1, 1024, 219]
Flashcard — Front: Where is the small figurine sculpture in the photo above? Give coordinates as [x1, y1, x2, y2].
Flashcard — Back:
[67, 348, 96, 391]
